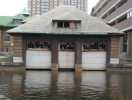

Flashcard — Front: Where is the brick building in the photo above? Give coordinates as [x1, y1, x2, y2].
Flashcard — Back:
[0, 13, 29, 52]
[8, 6, 122, 70]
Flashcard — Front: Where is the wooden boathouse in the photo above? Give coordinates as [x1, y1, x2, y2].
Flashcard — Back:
[7, 6, 123, 71]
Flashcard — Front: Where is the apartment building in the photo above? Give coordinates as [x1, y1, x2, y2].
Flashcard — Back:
[91, 0, 132, 55]
[28, 0, 88, 15]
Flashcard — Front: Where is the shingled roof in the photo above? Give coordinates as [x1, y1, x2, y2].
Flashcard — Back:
[7, 6, 122, 35]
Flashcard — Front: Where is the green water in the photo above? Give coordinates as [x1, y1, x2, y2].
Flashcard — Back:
[0, 71, 131, 100]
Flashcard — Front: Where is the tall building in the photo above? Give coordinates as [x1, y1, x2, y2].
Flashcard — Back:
[91, 0, 132, 56]
[28, 0, 88, 16]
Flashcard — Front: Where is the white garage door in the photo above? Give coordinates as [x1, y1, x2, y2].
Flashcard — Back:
[26, 50, 51, 69]
[82, 52, 106, 70]
[59, 51, 75, 69]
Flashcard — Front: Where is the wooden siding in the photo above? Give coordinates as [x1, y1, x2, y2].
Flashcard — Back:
[127, 31, 132, 55]
[0, 29, 3, 51]
[11, 35, 23, 57]
[0, 27, 11, 51]
[110, 37, 121, 58]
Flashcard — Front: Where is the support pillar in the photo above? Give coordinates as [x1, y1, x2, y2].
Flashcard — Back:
[110, 37, 121, 65]
[11, 34, 24, 65]
[127, 31, 132, 55]
[106, 37, 111, 67]
[75, 40, 82, 73]
[51, 39, 59, 71]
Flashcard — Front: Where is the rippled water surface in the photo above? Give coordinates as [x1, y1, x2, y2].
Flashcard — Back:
[0, 71, 132, 100]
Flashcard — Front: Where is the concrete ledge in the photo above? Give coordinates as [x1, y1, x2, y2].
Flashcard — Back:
[0, 66, 25, 73]
[26, 68, 51, 71]
[82, 69, 106, 71]
[107, 68, 132, 72]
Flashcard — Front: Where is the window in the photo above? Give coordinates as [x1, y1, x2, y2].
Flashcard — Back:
[109, 14, 127, 26]
[117, 14, 127, 23]
[57, 21, 70, 28]
[53, 20, 81, 29]
[82, 40, 106, 51]
[96, 0, 111, 14]
[27, 40, 50, 50]
[4, 33, 10, 41]
[127, 10, 132, 19]
[102, 0, 128, 19]
[59, 42, 75, 51]
[57, 21, 63, 28]
[64, 22, 69, 28]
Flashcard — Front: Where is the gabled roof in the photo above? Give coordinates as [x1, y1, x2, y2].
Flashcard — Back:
[0, 13, 30, 28]
[7, 6, 123, 35]
[0, 16, 13, 27]
[14, 13, 29, 20]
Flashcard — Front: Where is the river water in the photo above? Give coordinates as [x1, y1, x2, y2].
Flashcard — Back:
[0, 71, 132, 100]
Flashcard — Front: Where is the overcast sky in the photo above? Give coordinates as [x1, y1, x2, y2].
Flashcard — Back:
[0, 0, 99, 16]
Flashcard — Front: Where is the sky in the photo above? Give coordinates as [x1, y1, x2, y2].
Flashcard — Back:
[0, 0, 99, 16]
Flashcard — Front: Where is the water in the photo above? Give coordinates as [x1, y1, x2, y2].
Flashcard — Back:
[0, 71, 132, 100]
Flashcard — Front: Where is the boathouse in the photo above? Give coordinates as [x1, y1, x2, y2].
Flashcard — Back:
[7, 6, 123, 70]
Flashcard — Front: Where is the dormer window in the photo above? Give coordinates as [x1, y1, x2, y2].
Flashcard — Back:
[64, 22, 69, 28]
[57, 21, 70, 28]
[53, 20, 81, 29]
[57, 21, 63, 28]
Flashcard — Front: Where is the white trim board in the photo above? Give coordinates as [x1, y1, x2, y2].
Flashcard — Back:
[108, 8, 132, 23]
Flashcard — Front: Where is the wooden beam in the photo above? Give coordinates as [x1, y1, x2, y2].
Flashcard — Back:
[51, 39, 59, 71]
[75, 39, 82, 72]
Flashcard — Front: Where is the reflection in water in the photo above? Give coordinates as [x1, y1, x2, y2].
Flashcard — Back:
[24, 71, 107, 100]
[108, 72, 132, 100]
[81, 72, 107, 100]
[0, 72, 24, 100]
[0, 71, 132, 100]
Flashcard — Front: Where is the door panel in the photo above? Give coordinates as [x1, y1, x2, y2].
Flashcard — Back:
[26, 50, 51, 69]
[59, 51, 75, 69]
[82, 52, 106, 70]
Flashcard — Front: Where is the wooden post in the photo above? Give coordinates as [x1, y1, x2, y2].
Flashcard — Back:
[75, 40, 82, 73]
[51, 39, 59, 71]
[110, 36, 121, 65]
[11, 34, 24, 65]
[0, 29, 3, 51]
[127, 31, 132, 55]
[106, 37, 111, 67]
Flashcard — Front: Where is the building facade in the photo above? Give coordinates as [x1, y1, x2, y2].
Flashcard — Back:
[0, 13, 29, 52]
[8, 6, 122, 71]
[91, 0, 132, 56]
[28, 0, 88, 15]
